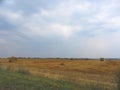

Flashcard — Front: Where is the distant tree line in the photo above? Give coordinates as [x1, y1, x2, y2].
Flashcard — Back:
[0, 56, 119, 61]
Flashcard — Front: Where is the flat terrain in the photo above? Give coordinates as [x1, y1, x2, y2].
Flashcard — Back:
[0, 58, 120, 89]
[0, 67, 81, 90]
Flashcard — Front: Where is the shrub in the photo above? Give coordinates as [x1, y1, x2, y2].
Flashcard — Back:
[70, 58, 73, 60]
[8, 56, 17, 63]
[56, 57, 60, 59]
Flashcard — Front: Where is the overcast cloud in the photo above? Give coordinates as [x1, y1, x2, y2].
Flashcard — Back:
[0, 0, 120, 58]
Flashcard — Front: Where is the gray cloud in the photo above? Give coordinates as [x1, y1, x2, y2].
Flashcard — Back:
[0, 0, 120, 58]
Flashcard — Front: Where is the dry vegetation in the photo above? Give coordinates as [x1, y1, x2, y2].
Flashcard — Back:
[0, 58, 120, 89]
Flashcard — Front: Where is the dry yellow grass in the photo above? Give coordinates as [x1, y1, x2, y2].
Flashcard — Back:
[0, 58, 120, 89]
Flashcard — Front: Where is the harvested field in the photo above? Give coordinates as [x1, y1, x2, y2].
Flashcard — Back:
[0, 58, 120, 89]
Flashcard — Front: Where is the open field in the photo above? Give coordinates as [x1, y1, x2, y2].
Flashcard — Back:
[0, 58, 120, 89]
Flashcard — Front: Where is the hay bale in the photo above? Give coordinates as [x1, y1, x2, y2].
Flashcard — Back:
[100, 58, 105, 61]
[60, 63, 64, 66]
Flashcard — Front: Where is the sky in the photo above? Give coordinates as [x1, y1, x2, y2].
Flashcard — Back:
[0, 0, 120, 58]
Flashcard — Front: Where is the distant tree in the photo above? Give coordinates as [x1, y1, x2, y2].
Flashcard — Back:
[18, 57, 23, 59]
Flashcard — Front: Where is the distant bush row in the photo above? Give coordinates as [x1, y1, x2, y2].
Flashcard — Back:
[0, 56, 107, 61]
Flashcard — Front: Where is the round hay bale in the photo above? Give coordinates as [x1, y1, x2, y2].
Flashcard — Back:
[100, 58, 105, 61]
